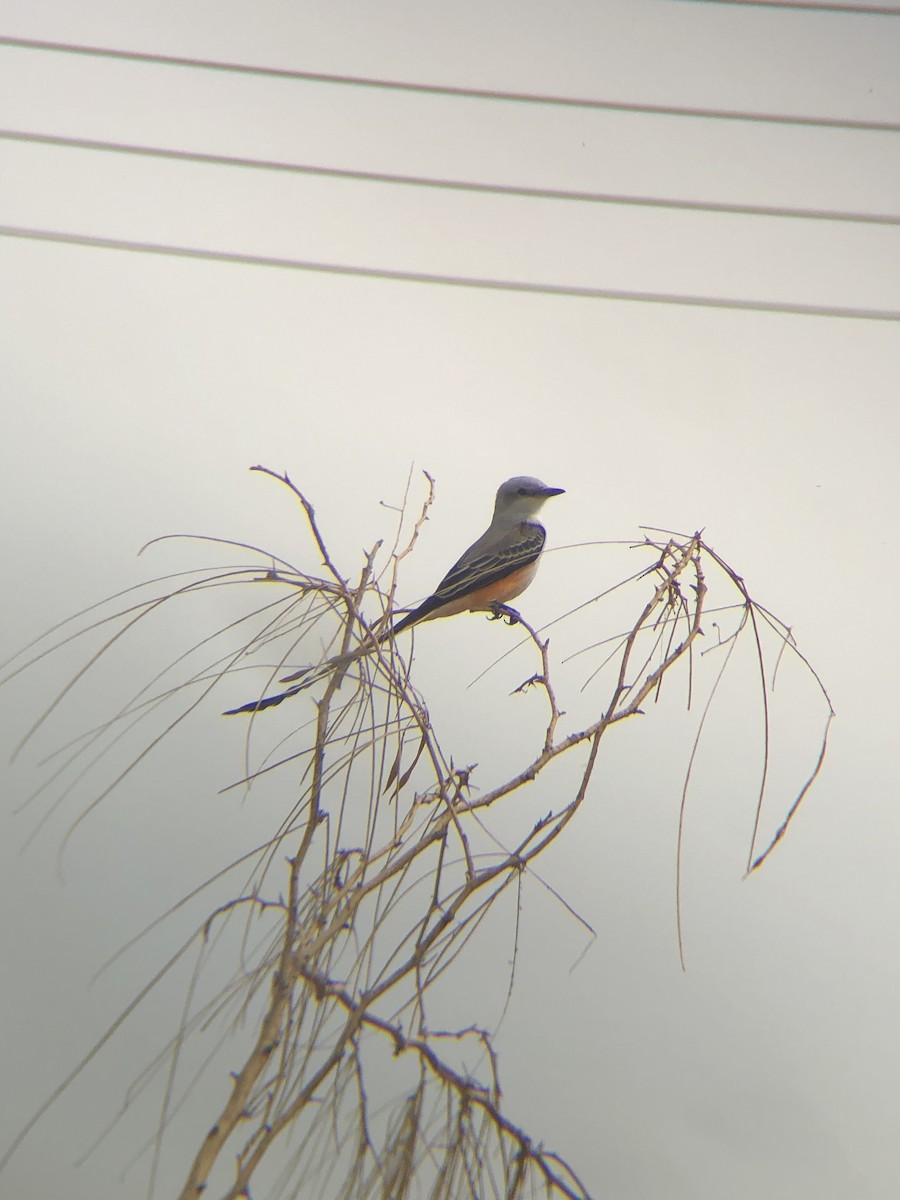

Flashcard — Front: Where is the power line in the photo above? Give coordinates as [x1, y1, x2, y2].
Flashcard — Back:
[0, 35, 898, 135]
[3, 127, 899, 227]
[692, 1, 900, 14]
[1, 223, 897, 321]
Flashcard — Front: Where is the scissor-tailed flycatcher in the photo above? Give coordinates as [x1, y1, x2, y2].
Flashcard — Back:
[225, 476, 564, 714]
[388, 475, 564, 634]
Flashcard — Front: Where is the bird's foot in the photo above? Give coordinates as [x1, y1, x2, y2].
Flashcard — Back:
[488, 602, 521, 626]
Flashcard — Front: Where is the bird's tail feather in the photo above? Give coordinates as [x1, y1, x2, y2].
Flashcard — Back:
[223, 640, 381, 716]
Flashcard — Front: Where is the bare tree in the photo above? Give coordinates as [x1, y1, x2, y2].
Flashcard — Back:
[0, 469, 832, 1199]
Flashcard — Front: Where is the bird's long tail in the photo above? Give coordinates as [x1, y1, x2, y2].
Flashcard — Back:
[223, 676, 321, 715]
[223, 635, 389, 715]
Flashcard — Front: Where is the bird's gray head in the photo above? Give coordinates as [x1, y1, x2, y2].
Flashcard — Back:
[492, 476, 565, 524]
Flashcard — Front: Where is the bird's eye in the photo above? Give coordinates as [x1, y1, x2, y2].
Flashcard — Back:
[517, 487, 528, 496]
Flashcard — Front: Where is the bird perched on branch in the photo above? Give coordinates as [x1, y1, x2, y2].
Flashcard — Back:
[225, 476, 564, 715]
[389, 475, 564, 634]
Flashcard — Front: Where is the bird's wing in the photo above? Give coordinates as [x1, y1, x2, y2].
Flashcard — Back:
[392, 522, 546, 632]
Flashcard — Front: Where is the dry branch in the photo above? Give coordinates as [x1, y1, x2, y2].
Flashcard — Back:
[0, 473, 832, 1200]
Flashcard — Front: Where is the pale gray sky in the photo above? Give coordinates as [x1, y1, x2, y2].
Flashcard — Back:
[2, 3, 899, 1197]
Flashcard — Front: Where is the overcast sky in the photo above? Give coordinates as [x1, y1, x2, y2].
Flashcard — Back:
[2, 2, 900, 1197]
